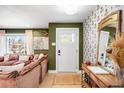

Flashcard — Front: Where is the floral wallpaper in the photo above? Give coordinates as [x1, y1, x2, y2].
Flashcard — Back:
[83, 5, 122, 63]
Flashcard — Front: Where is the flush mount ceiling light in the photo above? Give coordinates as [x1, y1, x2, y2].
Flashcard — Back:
[26, 24, 30, 28]
[58, 5, 79, 15]
[64, 5, 78, 15]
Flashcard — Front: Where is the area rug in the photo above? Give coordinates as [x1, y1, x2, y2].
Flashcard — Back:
[53, 73, 81, 85]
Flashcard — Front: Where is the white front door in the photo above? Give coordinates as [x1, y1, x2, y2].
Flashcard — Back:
[56, 28, 79, 72]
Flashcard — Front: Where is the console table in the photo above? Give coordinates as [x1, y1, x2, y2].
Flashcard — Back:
[81, 64, 121, 88]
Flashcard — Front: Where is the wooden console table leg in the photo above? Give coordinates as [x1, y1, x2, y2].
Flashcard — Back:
[92, 82, 97, 88]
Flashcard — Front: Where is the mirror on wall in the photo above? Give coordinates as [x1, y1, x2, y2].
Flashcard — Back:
[97, 10, 122, 73]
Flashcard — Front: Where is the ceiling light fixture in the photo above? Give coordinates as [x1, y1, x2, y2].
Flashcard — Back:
[64, 5, 78, 15]
[27, 25, 30, 28]
[58, 5, 79, 15]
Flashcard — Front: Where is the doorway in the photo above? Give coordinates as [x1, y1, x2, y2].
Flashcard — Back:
[56, 28, 79, 72]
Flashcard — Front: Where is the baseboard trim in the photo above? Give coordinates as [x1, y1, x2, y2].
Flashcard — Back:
[48, 70, 57, 73]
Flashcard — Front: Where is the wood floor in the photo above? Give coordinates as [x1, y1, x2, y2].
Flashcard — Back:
[39, 73, 82, 88]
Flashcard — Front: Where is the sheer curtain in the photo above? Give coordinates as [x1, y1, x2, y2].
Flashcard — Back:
[0, 30, 6, 56]
[25, 30, 34, 55]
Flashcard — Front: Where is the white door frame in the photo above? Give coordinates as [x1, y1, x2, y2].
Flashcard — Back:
[56, 28, 79, 72]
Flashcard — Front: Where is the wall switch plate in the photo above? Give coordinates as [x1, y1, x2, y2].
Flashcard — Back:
[52, 42, 56, 46]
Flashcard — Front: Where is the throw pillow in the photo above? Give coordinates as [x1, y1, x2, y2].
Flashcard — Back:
[29, 54, 34, 61]
[8, 54, 19, 61]
[0, 56, 4, 62]
[19, 56, 30, 61]
[33, 54, 39, 61]
[38, 53, 44, 60]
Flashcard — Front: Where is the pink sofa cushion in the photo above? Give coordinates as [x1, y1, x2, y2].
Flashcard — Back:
[29, 61, 39, 69]
[0, 72, 11, 78]
[0, 71, 19, 78]
[20, 60, 39, 75]
[0, 61, 16, 66]
[0, 56, 4, 62]
[8, 54, 19, 61]
[13, 60, 30, 66]
[19, 66, 31, 75]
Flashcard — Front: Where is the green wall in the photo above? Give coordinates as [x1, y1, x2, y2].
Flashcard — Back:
[49, 23, 83, 70]
[6, 29, 25, 33]
[32, 29, 49, 54]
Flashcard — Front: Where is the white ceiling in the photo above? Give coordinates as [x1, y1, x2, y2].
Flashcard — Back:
[0, 5, 96, 28]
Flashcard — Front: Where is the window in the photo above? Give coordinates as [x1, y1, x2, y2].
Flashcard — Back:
[6, 35, 26, 55]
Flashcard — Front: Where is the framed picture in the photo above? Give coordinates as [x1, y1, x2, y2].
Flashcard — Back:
[33, 37, 49, 50]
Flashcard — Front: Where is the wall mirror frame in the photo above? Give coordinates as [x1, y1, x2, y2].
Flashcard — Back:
[96, 10, 122, 74]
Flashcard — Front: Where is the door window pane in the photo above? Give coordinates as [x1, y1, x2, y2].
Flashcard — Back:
[60, 34, 74, 44]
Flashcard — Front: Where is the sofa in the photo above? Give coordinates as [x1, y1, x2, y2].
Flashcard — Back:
[0, 53, 48, 88]
[39, 54, 48, 83]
